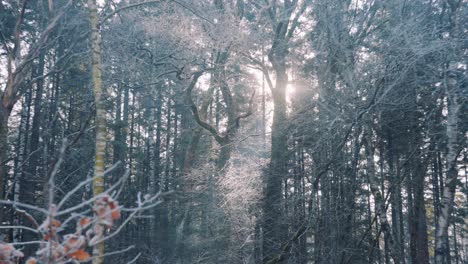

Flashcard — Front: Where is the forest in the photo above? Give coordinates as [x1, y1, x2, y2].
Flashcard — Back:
[0, 0, 466, 263]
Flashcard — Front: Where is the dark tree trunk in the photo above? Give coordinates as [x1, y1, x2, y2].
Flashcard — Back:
[263, 72, 288, 263]
[0, 101, 13, 229]
[27, 50, 46, 206]
[112, 83, 124, 177]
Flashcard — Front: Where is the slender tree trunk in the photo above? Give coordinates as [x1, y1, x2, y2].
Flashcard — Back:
[122, 84, 130, 156]
[28, 50, 46, 205]
[13, 94, 31, 243]
[292, 144, 306, 264]
[410, 161, 430, 264]
[129, 90, 136, 174]
[88, 0, 106, 262]
[0, 103, 12, 226]
[176, 92, 194, 263]
[151, 86, 162, 251]
[452, 223, 459, 264]
[161, 95, 173, 260]
[411, 150, 430, 264]
[432, 154, 441, 229]
[261, 45, 266, 145]
[388, 142, 403, 264]
[435, 77, 461, 264]
[340, 128, 361, 264]
[364, 126, 401, 264]
[408, 161, 417, 264]
[435, 1, 462, 262]
[112, 84, 124, 180]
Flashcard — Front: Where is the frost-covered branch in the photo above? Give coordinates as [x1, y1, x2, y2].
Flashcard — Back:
[0, 161, 165, 264]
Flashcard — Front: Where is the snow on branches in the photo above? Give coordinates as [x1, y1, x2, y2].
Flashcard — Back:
[0, 161, 163, 264]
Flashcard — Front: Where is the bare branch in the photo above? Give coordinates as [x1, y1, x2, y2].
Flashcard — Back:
[225, 89, 256, 135]
[185, 72, 228, 145]
[126, 253, 141, 264]
[0, 200, 49, 214]
[100, 0, 214, 26]
[285, 0, 307, 41]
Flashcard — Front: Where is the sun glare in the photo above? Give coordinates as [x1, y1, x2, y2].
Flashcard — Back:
[286, 83, 296, 103]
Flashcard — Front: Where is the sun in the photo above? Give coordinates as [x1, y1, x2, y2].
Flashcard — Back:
[250, 67, 299, 105]
[286, 83, 296, 105]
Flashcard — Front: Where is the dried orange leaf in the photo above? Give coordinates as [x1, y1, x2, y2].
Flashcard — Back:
[69, 249, 90, 261]
[79, 217, 92, 227]
[51, 219, 61, 227]
[111, 210, 121, 220]
[109, 201, 118, 209]
[26, 257, 37, 264]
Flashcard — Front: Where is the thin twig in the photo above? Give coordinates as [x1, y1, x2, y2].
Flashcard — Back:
[48, 139, 68, 206]
[0, 201, 48, 214]
[57, 163, 127, 215]
[89, 245, 135, 260]
[92, 193, 163, 245]
[126, 253, 141, 264]
[0, 226, 39, 234]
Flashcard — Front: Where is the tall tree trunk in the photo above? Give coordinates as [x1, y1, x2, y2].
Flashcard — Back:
[435, 1, 462, 262]
[88, 0, 106, 262]
[260, 3, 305, 261]
[409, 88, 430, 264]
[16, 50, 46, 257]
[435, 71, 461, 264]
[112, 83, 124, 180]
[161, 95, 173, 260]
[0, 103, 12, 227]
[13, 93, 32, 243]
[28, 49, 46, 206]
[364, 126, 401, 264]
[128, 90, 136, 174]
[151, 86, 162, 251]
[340, 128, 361, 264]
[292, 144, 307, 264]
[175, 90, 194, 263]
[263, 46, 288, 263]
[261, 45, 266, 145]
[414, 179, 429, 264]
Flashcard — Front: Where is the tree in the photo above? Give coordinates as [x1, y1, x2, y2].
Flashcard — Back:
[245, 1, 307, 262]
[0, 0, 75, 226]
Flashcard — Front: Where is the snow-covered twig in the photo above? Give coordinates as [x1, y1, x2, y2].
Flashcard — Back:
[56, 161, 123, 211]
[0, 201, 49, 214]
[0, 160, 165, 264]
[126, 253, 141, 264]
[92, 192, 163, 245]
[0, 226, 39, 234]
[96, 245, 134, 259]
[9, 241, 47, 246]
[56, 170, 129, 216]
